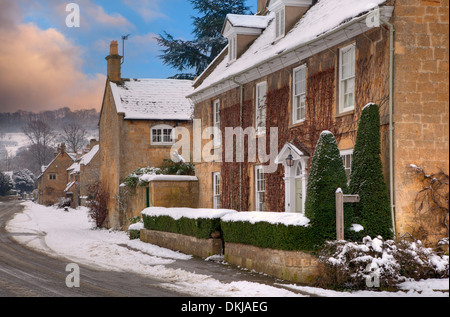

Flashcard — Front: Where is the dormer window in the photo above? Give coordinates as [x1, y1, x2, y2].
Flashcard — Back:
[275, 8, 285, 39]
[222, 14, 271, 62]
[228, 35, 237, 62]
[269, 0, 312, 40]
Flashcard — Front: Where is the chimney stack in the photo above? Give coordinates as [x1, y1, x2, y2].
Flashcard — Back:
[106, 40, 122, 83]
[257, 0, 269, 15]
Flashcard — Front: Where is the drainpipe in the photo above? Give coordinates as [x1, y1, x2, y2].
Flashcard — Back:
[232, 77, 244, 212]
[380, 18, 396, 237]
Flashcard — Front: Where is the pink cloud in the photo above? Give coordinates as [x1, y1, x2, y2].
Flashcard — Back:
[0, 23, 106, 112]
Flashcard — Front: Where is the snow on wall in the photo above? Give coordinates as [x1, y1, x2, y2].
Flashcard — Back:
[141, 207, 237, 220]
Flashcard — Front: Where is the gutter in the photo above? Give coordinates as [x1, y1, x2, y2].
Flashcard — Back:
[232, 77, 244, 212]
[380, 18, 396, 237]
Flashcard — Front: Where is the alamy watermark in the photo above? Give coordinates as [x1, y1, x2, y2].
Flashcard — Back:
[66, 3, 80, 28]
[170, 119, 279, 174]
[365, 262, 381, 288]
[65, 263, 80, 288]
[365, 4, 381, 28]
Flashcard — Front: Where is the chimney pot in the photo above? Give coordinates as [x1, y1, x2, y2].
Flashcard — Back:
[110, 40, 119, 55]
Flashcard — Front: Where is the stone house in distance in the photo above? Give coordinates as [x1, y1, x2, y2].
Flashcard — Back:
[99, 41, 197, 229]
[65, 139, 100, 207]
[36, 143, 75, 205]
[187, 0, 449, 245]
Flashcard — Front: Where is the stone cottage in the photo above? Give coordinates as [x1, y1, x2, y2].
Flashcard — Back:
[36, 143, 76, 206]
[99, 41, 197, 229]
[187, 0, 449, 245]
[65, 139, 100, 207]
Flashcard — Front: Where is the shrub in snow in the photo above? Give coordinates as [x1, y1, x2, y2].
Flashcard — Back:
[349, 103, 392, 240]
[123, 167, 162, 188]
[142, 207, 236, 240]
[221, 212, 316, 251]
[317, 236, 449, 290]
[56, 197, 72, 209]
[123, 161, 194, 190]
[160, 159, 195, 176]
[128, 218, 144, 240]
[305, 131, 352, 245]
[12, 169, 35, 193]
[87, 181, 110, 228]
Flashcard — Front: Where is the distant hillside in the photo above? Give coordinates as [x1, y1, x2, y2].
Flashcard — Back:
[0, 107, 100, 133]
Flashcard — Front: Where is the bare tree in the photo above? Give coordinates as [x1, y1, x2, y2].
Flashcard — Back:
[22, 119, 57, 169]
[61, 123, 88, 153]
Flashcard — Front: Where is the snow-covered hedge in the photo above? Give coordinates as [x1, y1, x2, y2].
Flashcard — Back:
[221, 212, 320, 251]
[141, 207, 236, 240]
[317, 236, 449, 290]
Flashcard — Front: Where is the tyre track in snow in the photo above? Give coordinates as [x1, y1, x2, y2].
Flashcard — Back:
[0, 201, 187, 297]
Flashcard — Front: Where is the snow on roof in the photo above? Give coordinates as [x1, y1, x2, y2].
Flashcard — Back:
[64, 181, 76, 193]
[110, 79, 194, 121]
[225, 14, 272, 30]
[67, 162, 80, 173]
[37, 152, 75, 179]
[192, 0, 387, 95]
[66, 145, 99, 175]
[80, 145, 99, 166]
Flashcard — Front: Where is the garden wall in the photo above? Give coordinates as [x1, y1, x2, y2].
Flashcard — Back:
[139, 207, 323, 284]
[225, 242, 322, 285]
[140, 229, 222, 258]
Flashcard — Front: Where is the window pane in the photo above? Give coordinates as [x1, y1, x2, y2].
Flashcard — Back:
[256, 83, 267, 132]
[276, 11, 280, 38]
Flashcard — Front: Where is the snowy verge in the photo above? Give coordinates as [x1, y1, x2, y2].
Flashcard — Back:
[6, 201, 304, 297]
[6, 202, 449, 297]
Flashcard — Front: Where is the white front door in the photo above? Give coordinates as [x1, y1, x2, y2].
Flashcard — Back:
[283, 160, 307, 214]
[295, 161, 304, 213]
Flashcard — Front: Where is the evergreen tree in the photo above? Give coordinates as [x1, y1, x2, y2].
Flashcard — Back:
[156, 0, 250, 79]
[12, 169, 35, 193]
[349, 103, 393, 239]
[0, 172, 13, 196]
[305, 131, 352, 245]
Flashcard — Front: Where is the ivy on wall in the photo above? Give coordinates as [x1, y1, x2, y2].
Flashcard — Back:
[219, 66, 358, 213]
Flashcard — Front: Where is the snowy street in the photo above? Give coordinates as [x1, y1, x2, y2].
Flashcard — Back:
[1, 201, 448, 298]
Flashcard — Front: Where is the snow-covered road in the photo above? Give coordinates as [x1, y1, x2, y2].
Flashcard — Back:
[5, 201, 449, 297]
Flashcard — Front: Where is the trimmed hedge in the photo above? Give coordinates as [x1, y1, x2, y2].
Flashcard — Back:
[142, 214, 222, 240]
[349, 103, 393, 239]
[305, 131, 353, 244]
[221, 220, 323, 252]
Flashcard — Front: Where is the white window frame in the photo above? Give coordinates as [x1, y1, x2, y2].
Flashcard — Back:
[213, 172, 221, 209]
[255, 166, 266, 211]
[151, 124, 174, 145]
[213, 99, 221, 147]
[228, 35, 237, 62]
[275, 8, 285, 40]
[339, 43, 356, 113]
[292, 65, 307, 124]
[255, 81, 267, 136]
[340, 149, 354, 183]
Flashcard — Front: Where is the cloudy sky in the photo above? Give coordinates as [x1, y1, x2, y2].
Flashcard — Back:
[0, 0, 255, 113]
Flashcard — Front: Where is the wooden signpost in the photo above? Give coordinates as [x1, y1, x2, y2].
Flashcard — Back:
[335, 188, 360, 241]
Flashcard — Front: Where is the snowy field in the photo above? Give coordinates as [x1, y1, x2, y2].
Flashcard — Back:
[6, 201, 449, 297]
[0, 132, 30, 156]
